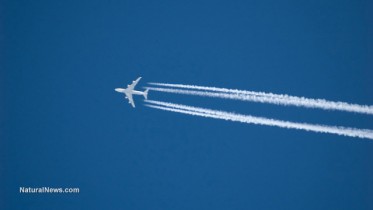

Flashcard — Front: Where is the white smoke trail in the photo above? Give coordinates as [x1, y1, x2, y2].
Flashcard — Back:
[145, 87, 276, 103]
[145, 87, 373, 115]
[144, 100, 373, 140]
[148, 82, 373, 115]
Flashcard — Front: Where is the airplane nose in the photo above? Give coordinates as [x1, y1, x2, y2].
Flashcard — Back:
[115, 88, 121, 92]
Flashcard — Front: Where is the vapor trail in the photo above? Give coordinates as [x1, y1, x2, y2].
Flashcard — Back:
[148, 82, 373, 115]
[145, 87, 276, 103]
[144, 100, 373, 140]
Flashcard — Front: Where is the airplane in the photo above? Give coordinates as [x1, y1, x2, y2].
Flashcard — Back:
[115, 77, 149, 108]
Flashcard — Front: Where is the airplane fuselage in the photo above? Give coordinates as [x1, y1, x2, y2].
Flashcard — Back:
[115, 88, 146, 96]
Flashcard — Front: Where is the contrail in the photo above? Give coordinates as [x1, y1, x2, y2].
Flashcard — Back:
[145, 87, 279, 103]
[148, 82, 373, 115]
[144, 100, 373, 140]
[145, 87, 373, 115]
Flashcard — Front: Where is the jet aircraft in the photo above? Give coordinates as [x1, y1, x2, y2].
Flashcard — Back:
[115, 77, 149, 108]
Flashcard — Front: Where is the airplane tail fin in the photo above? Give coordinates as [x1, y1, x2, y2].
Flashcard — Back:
[143, 89, 149, 100]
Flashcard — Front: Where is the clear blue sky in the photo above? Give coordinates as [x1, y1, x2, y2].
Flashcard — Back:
[1, 0, 373, 209]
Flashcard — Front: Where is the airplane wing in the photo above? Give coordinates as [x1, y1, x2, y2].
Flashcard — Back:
[125, 93, 135, 108]
[126, 77, 142, 91]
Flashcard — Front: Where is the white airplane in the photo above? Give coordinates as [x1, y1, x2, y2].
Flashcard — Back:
[115, 77, 149, 108]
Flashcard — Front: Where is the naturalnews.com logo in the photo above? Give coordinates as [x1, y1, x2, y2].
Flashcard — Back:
[19, 187, 79, 194]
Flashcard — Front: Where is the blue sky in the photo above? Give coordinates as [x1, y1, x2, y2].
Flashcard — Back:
[1, 0, 373, 209]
